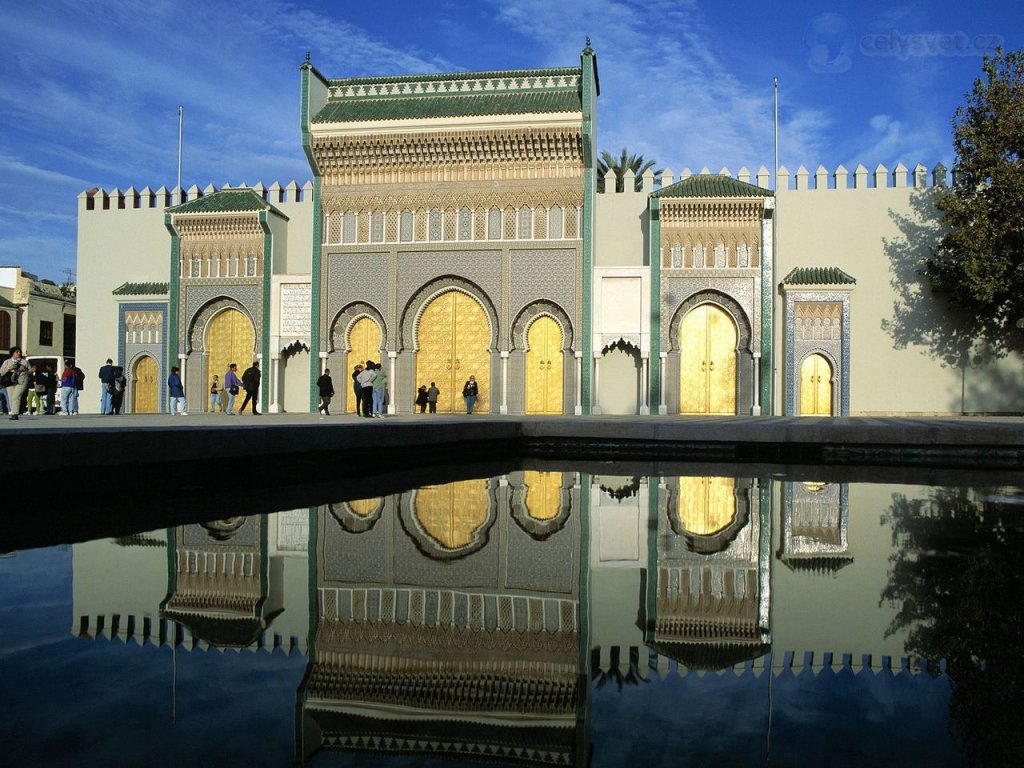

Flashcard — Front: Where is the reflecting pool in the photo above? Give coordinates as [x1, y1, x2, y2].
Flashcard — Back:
[2, 471, 1022, 767]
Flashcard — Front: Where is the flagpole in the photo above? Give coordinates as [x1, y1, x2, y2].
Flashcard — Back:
[771, 77, 778, 414]
[176, 105, 183, 204]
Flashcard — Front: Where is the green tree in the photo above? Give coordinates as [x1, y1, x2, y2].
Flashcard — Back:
[596, 148, 662, 192]
[925, 48, 1024, 357]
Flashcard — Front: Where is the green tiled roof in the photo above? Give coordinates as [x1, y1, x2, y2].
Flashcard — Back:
[113, 282, 169, 296]
[782, 267, 856, 285]
[652, 174, 773, 199]
[313, 90, 581, 123]
[168, 189, 287, 219]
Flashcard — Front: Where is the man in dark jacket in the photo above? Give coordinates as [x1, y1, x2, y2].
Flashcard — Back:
[316, 368, 335, 416]
[238, 361, 261, 415]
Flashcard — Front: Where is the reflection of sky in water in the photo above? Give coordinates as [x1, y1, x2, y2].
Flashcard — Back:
[3, 475, 1012, 766]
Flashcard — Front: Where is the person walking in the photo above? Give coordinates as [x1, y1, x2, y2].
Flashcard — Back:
[462, 374, 479, 414]
[426, 382, 440, 413]
[317, 368, 335, 415]
[41, 362, 57, 415]
[1, 347, 31, 420]
[239, 361, 261, 415]
[60, 362, 76, 415]
[416, 385, 428, 413]
[98, 358, 115, 414]
[223, 363, 242, 414]
[356, 361, 376, 418]
[209, 374, 221, 413]
[110, 367, 126, 414]
[72, 364, 85, 414]
[371, 362, 388, 417]
[168, 366, 187, 415]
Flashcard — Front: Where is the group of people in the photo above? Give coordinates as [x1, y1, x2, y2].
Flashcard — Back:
[97, 358, 128, 414]
[349, 361, 389, 418]
[0, 348, 89, 420]
[168, 361, 262, 415]
[414, 375, 480, 414]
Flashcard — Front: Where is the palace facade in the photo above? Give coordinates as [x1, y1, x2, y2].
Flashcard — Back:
[75, 45, 1024, 416]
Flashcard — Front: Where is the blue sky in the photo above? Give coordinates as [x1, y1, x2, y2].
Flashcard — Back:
[0, 0, 1018, 280]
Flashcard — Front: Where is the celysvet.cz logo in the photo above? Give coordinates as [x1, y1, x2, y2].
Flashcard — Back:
[861, 30, 1004, 59]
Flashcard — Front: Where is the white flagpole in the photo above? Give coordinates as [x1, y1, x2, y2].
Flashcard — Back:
[176, 106, 183, 204]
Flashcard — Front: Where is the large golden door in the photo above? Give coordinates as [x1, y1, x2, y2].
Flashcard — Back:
[800, 353, 833, 416]
[131, 355, 158, 413]
[677, 476, 736, 535]
[414, 480, 489, 550]
[679, 304, 737, 415]
[523, 470, 562, 521]
[346, 317, 382, 414]
[525, 316, 563, 414]
[207, 309, 255, 405]
[415, 292, 490, 414]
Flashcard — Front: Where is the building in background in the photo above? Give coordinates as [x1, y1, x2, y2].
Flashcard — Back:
[0, 265, 76, 366]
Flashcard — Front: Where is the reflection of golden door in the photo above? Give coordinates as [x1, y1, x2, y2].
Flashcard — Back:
[525, 316, 563, 414]
[415, 292, 490, 414]
[131, 355, 158, 413]
[347, 498, 380, 517]
[800, 354, 833, 416]
[523, 470, 561, 520]
[207, 309, 255, 407]
[677, 476, 736, 535]
[415, 480, 489, 549]
[679, 304, 737, 414]
[346, 317, 382, 414]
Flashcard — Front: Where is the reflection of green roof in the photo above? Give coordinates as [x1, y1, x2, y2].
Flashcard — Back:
[652, 174, 773, 199]
[113, 282, 169, 296]
[782, 267, 857, 285]
[313, 91, 581, 123]
[168, 189, 287, 219]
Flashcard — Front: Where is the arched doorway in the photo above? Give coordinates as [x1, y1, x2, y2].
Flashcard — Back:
[414, 480, 490, 550]
[415, 291, 490, 414]
[800, 353, 833, 416]
[525, 316, 563, 414]
[346, 316, 382, 414]
[523, 470, 562, 521]
[131, 355, 158, 413]
[679, 304, 737, 415]
[677, 476, 736, 535]
[206, 308, 255, 409]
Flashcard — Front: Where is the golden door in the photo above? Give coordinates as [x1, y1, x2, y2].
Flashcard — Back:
[131, 355, 158, 413]
[415, 292, 490, 414]
[414, 480, 489, 550]
[679, 304, 737, 415]
[677, 476, 736, 535]
[347, 498, 381, 517]
[207, 309, 255, 402]
[523, 470, 562, 521]
[346, 316, 382, 414]
[800, 353, 833, 416]
[525, 316, 563, 414]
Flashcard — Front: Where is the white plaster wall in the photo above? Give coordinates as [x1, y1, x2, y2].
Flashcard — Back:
[599, 345, 641, 414]
[594, 188, 647, 267]
[775, 185, 1024, 415]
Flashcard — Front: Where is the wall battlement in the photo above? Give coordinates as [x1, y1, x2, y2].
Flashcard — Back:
[597, 162, 951, 194]
[80, 181, 314, 212]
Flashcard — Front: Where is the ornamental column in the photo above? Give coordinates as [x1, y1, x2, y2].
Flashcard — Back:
[500, 351, 509, 415]
[388, 351, 398, 414]
[574, 351, 583, 416]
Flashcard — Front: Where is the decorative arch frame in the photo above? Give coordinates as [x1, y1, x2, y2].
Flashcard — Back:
[508, 474, 574, 540]
[329, 302, 387, 354]
[400, 276, 499, 353]
[510, 300, 574, 352]
[667, 290, 752, 354]
[125, 350, 162, 414]
[328, 499, 384, 534]
[396, 480, 499, 561]
[663, 479, 752, 556]
[186, 298, 256, 356]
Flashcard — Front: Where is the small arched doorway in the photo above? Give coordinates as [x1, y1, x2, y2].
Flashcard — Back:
[800, 353, 833, 416]
[346, 316, 382, 414]
[679, 304, 737, 415]
[525, 316, 563, 414]
[131, 355, 158, 413]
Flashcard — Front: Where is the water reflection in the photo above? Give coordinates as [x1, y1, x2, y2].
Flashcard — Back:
[20, 474, 1020, 765]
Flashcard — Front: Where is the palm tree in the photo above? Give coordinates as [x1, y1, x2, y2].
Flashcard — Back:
[597, 148, 663, 192]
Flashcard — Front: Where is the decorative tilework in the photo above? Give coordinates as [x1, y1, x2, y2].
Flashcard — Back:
[182, 283, 261, 350]
[783, 291, 852, 416]
[325, 252, 389, 343]
[396, 249, 501, 319]
[510, 301, 574, 351]
[509, 248, 578, 329]
[399, 277, 499, 352]
[662, 276, 756, 344]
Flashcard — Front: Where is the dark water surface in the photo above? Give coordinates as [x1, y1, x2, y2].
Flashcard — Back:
[1, 469, 1021, 767]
